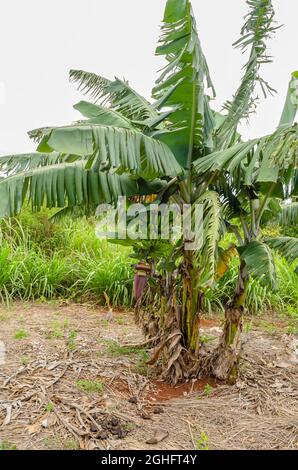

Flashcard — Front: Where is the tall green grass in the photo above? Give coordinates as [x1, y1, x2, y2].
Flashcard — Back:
[0, 210, 134, 306]
[0, 209, 297, 317]
[202, 230, 298, 317]
[209, 255, 298, 316]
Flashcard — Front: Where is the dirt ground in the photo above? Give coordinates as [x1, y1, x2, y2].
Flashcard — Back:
[0, 302, 297, 450]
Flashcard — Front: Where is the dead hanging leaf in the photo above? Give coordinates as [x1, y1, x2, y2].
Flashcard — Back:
[146, 429, 169, 445]
[168, 333, 182, 353]
[146, 340, 167, 366]
[147, 331, 182, 366]
[216, 245, 238, 280]
[166, 345, 183, 373]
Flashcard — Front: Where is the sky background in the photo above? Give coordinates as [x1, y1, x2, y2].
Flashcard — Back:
[0, 0, 297, 154]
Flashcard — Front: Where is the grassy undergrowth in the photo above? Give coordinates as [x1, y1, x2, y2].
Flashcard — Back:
[0, 209, 133, 306]
[208, 255, 298, 317]
[0, 208, 297, 318]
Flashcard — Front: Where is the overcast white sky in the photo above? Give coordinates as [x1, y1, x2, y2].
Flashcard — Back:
[0, 0, 297, 154]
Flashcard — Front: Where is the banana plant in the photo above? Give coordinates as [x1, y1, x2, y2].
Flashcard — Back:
[194, 71, 298, 382]
[0, 0, 297, 384]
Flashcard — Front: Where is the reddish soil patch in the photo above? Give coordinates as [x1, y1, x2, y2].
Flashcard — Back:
[200, 317, 220, 328]
[147, 378, 219, 403]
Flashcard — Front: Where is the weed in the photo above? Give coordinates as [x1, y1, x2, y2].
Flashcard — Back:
[287, 325, 298, 335]
[14, 329, 28, 340]
[260, 321, 279, 335]
[46, 318, 71, 340]
[203, 384, 213, 397]
[42, 437, 61, 450]
[76, 380, 104, 393]
[43, 437, 55, 449]
[20, 356, 30, 366]
[67, 330, 77, 351]
[104, 340, 148, 373]
[199, 335, 216, 344]
[135, 350, 149, 375]
[64, 439, 79, 450]
[45, 402, 55, 413]
[62, 318, 70, 328]
[123, 423, 136, 432]
[0, 440, 17, 450]
[105, 340, 139, 357]
[286, 305, 298, 318]
[196, 431, 209, 451]
[243, 322, 253, 334]
[46, 323, 63, 340]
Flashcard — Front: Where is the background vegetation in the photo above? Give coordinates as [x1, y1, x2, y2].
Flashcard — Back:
[0, 209, 296, 320]
[0, 209, 133, 306]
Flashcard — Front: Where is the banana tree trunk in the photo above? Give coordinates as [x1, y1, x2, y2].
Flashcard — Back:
[181, 249, 201, 355]
[143, 249, 203, 383]
[212, 261, 248, 384]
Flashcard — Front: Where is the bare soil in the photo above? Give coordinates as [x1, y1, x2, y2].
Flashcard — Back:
[0, 302, 297, 450]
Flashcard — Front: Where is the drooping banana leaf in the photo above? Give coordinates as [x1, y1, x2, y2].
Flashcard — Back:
[35, 125, 184, 180]
[0, 161, 166, 218]
[237, 240, 276, 288]
[264, 237, 298, 264]
[0, 152, 66, 175]
[194, 124, 298, 192]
